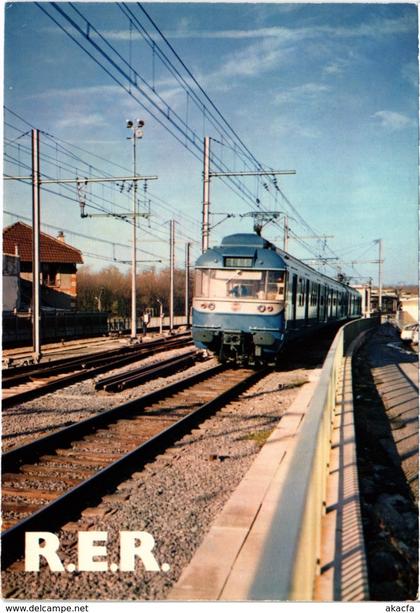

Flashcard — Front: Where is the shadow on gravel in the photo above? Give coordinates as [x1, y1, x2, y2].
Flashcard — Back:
[353, 343, 418, 601]
[276, 325, 341, 372]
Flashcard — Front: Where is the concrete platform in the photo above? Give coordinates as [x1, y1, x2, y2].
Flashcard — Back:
[315, 334, 369, 601]
[168, 369, 322, 601]
[168, 323, 417, 602]
[364, 324, 418, 501]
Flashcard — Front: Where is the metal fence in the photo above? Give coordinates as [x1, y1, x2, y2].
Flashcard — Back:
[3, 313, 189, 347]
[248, 316, 379, 600]
[3, 311, 109, 347]
[108, 315, 187, 333]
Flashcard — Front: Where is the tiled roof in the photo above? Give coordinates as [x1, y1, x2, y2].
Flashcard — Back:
[3, 222, 83, 264]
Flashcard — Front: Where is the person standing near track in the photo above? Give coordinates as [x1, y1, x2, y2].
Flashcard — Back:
[142, 310, 151, 335]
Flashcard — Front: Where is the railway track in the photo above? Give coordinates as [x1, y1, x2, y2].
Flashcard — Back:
[95, 349, 201, 392]
[3, 335, 121, 365]
[2, 363, 267, 567]
[2, 333, 192, 408]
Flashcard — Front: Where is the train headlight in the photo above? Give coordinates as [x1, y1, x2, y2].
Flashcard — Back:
[266, 305, 274, 312]
[208, 303, 215, 311]
[201, 303, 208, 309]
[257, 305, 266, 313]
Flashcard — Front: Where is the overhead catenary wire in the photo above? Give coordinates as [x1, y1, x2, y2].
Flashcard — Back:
[4, 152, 169, 261]
[5, 144, 198, 253]
[5, 112, 201, 255]
[4, 210, 203, 270]
[35, 3, 282, 214]
[7, 3, 362, 278]
[12, 9, 328, 258]
[4, 109, 357, 277]
[5, 108, 202, 239]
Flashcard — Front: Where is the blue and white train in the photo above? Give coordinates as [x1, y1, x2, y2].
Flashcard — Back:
[192, 233, 362, 364]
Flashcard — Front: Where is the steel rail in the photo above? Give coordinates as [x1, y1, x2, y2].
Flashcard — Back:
[2, 332, 191, 382]
[3, 362, 224, 472]
[2, 337, 192, 408]
[2, 342, 144, 382]
[95, 349, 201, 392]
[2, 365, 268, 567]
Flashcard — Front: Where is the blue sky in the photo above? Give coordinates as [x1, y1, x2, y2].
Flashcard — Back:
[3, 2, 419, 285]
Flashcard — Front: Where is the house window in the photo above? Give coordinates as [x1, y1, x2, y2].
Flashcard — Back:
[42, 264, 59, 287]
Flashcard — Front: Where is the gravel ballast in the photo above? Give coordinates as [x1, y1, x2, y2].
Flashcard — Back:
[2, 345, 209, 452]
[2, 366, 311, 600]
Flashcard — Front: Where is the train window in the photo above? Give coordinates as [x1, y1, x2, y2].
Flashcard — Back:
[224, 257, 254, 268]
[298, 278, 305, 306]
[194, 269, 206, 297]
[195, 268, 286, 301]
[265, 271, 285, 300]
[214, 269, 262, 281]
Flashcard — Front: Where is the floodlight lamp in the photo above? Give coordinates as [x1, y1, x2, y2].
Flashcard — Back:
[126, 120, 133, 129]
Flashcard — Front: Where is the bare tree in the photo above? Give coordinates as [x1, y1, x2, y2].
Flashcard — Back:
[77, 265, 187, 317]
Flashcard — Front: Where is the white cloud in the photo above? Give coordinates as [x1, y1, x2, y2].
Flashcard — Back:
[186, 37, 293, 93]
[323, 57, 353, 76]
[275, 83, 330, 105]
[219, 38, 286, 79]
[324, 62, 343, 76]
[97, 29, 141, 41]
[271, 117, 322, 139]
[29, 84, 121, 100]
[150, 14, 415, 41]
[55, 112, 107, 129]
[372, 110, 414, 130]
[401, 62, 418, 88]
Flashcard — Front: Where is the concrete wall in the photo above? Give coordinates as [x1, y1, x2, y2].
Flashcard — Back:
[3, 254, 20, 311]
[398, 297, 418, 325]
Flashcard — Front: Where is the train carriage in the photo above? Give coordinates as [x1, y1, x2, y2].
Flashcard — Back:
[192, 233, 361, 364]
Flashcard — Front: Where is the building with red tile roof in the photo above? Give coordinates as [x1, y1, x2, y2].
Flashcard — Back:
[3, 222, 83, 263]
[3, 222, 83, 310]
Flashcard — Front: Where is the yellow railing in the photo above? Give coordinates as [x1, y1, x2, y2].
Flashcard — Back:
[248, 317, 378, 600]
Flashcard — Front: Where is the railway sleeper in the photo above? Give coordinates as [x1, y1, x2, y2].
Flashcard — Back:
[113, 415, 181, 426]
[38, 454, 108, 467]
[82, 432, 145, 444]
[2, 472, 80, 487]
[2, 501, 44, 514]
[71, 445, 136, 455]
[2, 487, 60, 500]
[54, 449, 123, 462]
[112, 418, 178, 430]
[20, 464, 93, 479]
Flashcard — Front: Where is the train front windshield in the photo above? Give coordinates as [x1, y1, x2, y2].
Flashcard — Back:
[195, 269, 285, 301]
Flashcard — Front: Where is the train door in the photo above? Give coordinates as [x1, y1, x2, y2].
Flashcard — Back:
[321, 285, 328, 321]
[291, 274, 297, 324]
[304, 279, 310, 323]
[317, 283, 321, 321]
